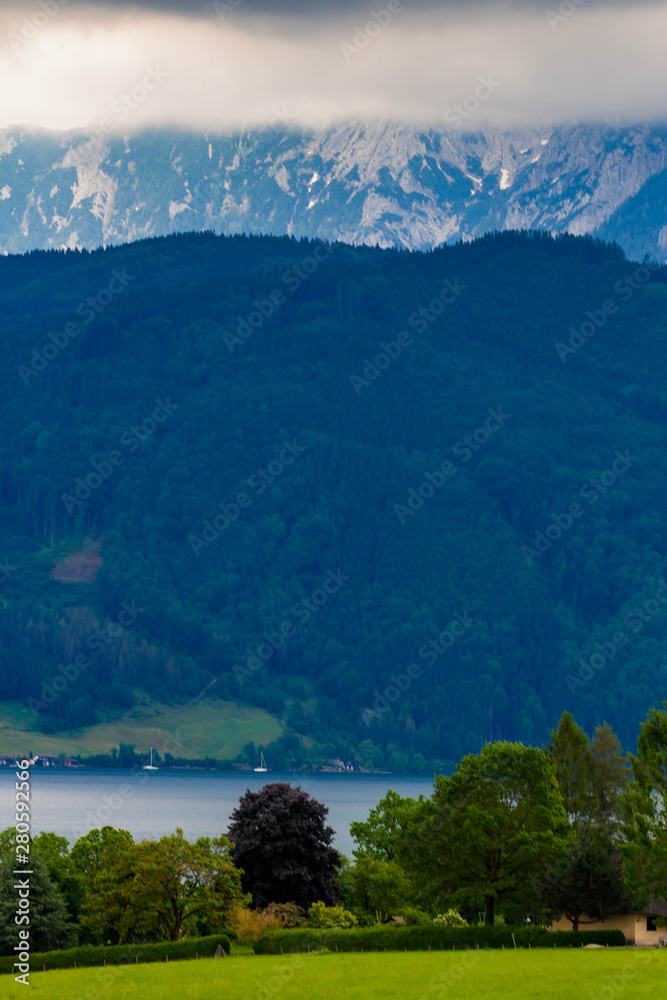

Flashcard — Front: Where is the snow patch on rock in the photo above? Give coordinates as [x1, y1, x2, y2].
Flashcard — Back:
[169, 201, 189, 220]
[61, 138, 117, 237]
[0, 135, 17, 159]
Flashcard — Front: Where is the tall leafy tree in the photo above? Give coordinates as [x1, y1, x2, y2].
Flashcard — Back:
[589, 722, 629, 835]
[350, 790, 418, 861]
[406, 742, 569, 924]
[349, 856, 413, 921]
[623, 702, 667, 905]
[547, 712, 592, 824]
[78, 828, 245, 943]
[71, 826, 136, 944]
[70, 826, 135, 886]
[228, 783, 341, 909]
[545, 829, 629, 931]
[545, 714, 630, 928]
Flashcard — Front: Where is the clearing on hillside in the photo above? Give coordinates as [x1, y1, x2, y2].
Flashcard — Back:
[0, 697, 282, 760]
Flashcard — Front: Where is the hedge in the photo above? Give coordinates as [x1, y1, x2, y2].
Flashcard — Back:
[254, 925, 626, 954]
[0, 933, 231, 975]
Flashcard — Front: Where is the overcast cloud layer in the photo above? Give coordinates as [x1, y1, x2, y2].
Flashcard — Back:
[0, 1, 665, 132]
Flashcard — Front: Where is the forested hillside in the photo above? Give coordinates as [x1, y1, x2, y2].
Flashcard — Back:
[0, 229, 666, 770]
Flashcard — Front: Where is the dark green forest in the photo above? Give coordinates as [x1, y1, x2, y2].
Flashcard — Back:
[1, 228, 666, 770]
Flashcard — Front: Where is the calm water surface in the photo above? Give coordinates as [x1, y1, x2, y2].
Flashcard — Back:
[0, 769, 435, 856]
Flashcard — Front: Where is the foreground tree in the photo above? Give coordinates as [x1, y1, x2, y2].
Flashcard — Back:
[544, 829, 629, 930]
[623, 702, 667, 904]
[349, 789, 418, 861]
[130, 830, 246, 941]
[32, 831, 84, 925]
[78, 828, 245, 943]
[547, 712, 592, 823]
[349, 856, 413, 921]
[0, 856, 77, 955]
[407, 742, 569, 924]
[228, 783, 341, 909]
[588, 722, 630, 835]
[70, 826, 135, 943]
[544, 713, 631, 927]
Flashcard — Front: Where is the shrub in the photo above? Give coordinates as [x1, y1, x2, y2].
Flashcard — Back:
[398, 907, 432, 926]
[308, 902, 358, 928]
[0, 934, 231, 975]
[433, 909, 469, 928]
[228, 906, 283, 945]
[265, 903, 307, 928]
[254, 925, 626, 955]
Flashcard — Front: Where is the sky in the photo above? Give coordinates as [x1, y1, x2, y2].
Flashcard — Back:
[0, 0, 665, 133]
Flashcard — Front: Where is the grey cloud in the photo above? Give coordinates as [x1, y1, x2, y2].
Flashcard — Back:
[66, 0, 667, 14]
[1, 0, 666, 133]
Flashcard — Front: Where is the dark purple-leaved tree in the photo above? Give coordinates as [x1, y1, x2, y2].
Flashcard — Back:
[227, 783, 341, 909]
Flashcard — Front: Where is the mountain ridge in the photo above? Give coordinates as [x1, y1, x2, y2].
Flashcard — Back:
[1, 120, 667, 260]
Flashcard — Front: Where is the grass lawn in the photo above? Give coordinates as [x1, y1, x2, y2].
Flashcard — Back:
[1, 949, 664, 1000]
[0, 697, 283, 760]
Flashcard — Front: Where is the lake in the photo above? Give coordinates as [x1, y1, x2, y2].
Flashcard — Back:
[1, 769, 435, 856]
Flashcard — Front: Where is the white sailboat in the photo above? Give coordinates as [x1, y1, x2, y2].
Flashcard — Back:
[143, 748, 159, 771]
[254, 752, 268, 773]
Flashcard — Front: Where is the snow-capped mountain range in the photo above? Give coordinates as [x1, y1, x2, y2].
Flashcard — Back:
[1, 120, 666, 261]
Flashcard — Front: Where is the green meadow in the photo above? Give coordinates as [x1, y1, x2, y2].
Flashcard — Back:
[2, 949, 665, 1000]
[0, 696, 283, 760]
